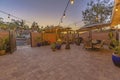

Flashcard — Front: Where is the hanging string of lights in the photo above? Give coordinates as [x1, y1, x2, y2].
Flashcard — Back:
[0, 10, 32, 24]
[58, 0, 74, 26]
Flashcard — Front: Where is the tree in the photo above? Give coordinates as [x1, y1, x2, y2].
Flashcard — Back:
[10, 19, 29, 30]
[10, 19, 21, 29]
[31, 22, 39, 31]
[0, 17, 8, 30]
[24, 25, 29, 30]
[82, 0, 114, 26]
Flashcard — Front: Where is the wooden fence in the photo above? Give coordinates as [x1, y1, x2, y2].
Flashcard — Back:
[30, 32, 57, 47]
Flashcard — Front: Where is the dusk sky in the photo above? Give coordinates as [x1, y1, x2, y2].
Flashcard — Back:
[0, 0, 90, 28]
[0, 0, 114, 29]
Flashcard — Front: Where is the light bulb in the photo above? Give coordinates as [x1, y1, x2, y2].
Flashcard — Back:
[63, 13, 66, 18]
[116, 8, 118, 11]
[8, 14, 10, 18]
[70, 0, 74, 4]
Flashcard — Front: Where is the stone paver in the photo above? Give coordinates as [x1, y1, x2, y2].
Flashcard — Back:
[0, 44, 120, 80]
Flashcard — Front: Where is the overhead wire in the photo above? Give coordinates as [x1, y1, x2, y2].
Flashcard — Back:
[0, 10, 32, 24]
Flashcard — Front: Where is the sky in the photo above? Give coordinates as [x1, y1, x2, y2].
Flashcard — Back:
[0, 0, 90, 29]
[0, 0, 114, 29]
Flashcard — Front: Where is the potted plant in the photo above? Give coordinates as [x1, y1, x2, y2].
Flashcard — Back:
[109, 31, 120, 67]
[0, 38, 7, 55]
[35, 36, 42, 47]
[56, 39, 62, 50]
[110, 39, 120, 67]
[51, 42, 56, 51]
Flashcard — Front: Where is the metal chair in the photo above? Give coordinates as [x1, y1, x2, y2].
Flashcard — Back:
[93, 40, 104, 49]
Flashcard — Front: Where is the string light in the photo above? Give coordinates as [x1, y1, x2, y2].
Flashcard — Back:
[58, 0, 74, 26]
[0, 10, 32, 24]
[70, 0, 74, 4]
[8, 14, 10, 18]
[63, 13, 66, 18]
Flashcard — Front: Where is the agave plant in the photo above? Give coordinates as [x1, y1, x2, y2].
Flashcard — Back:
[111, 39, 120, 55]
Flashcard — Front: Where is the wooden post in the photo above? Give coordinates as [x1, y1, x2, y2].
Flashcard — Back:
[30, 32, 32, 47]
[116, 26, 119, 41]
[89, 30, 92, 44]
[89, 30, 92, 40]
[56, 29, 58, 41]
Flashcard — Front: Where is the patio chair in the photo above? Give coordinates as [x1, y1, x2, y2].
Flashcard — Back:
[84, 40, 92, 49]
[93, 40, 104, 49]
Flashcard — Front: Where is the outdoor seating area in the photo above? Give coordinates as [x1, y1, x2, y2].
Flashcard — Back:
[0, 0, 120, 80]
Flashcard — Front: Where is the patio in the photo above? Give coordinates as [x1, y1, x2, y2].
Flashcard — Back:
[0, 44, 120, 80]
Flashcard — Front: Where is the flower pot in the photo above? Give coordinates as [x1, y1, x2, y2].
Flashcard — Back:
[37, 43, 41, 47]
[56, 44, 61, 50]
[112, 53, 120, 67]
[51, 43, 56, 51]
[0, 50, 6, 55]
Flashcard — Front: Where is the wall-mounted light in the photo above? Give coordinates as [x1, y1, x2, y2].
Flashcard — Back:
[70, 0, 74, 4]
[116, 3, 120, 11]
[116, 7, 118, 11]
